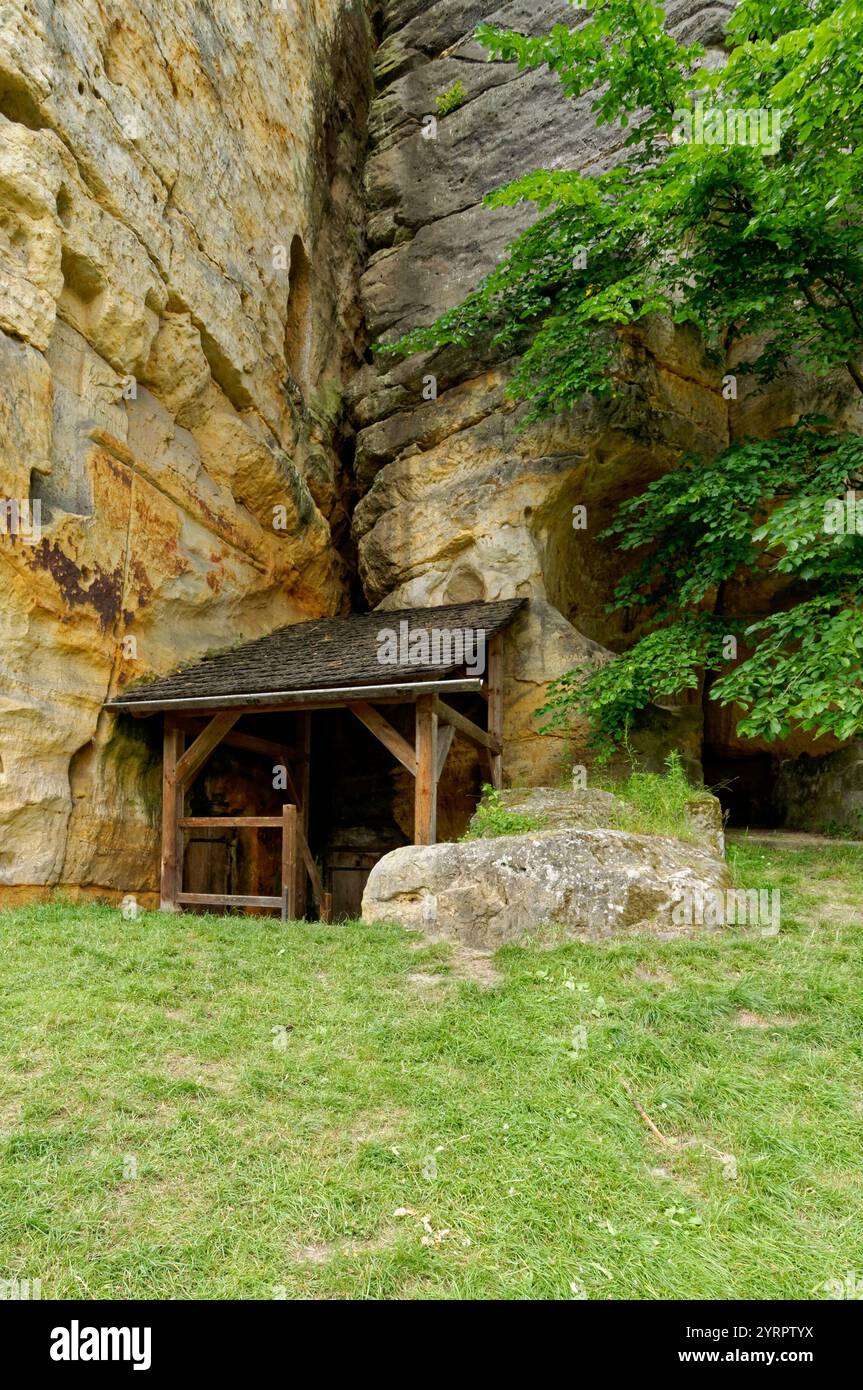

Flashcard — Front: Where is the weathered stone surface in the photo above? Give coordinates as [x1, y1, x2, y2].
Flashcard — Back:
[469, 785, 628, 832]
[361, 827, 731, 947]
[501, 600, 612, 786]
[0, 0, 373, 893]
[684, 795, 727, 858]
[702, 345, 863, 823]
[356, 0, 730, 792]
[366, 66, 613, 241]
[774, 746, 863, 837]
[361, 200, 536, 340]
[1, 0, 855, 903]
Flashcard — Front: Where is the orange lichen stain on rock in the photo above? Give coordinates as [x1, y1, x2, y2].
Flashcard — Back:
[129, 557, 154, 607]
[130, 496, 188, 579]
[206, 569, 221, 592]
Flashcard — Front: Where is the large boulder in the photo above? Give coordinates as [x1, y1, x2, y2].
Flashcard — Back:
[361, 826, 731, 948]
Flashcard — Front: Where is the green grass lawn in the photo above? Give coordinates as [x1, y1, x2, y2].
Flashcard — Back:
[1, 840, 862, 1300]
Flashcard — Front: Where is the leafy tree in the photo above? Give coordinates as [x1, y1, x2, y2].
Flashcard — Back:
[386, 0, 863, 753]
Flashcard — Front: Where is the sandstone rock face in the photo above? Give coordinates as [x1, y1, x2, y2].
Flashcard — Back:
[2, 0, 856, 903]
[361, 826, 731, 947]
[703, 348, 863, 826]
[774, 746, 863, 838]
[0, 1, 373, 891]
[353, 0, 859, 832]
[352, 0, 731, 788]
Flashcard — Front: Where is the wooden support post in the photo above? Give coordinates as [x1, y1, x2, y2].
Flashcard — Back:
[160, 722, 184, 911]
[281, 803, 297, 923]
[176, 730, 186, 901]
[295, 713, 311, 919]
[436, 724, 455, 782]
[277, 761, 324, 910]
[487, 633, 504, 790]
[414, 693, 437, 845]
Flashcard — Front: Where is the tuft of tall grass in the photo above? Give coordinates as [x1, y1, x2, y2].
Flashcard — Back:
[596, 751, 715, 843]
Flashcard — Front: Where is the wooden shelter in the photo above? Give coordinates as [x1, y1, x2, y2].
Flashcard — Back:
[105, 598, 526, 921]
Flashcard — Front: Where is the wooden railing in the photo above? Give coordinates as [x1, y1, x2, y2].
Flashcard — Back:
[174, 806, 330, 922]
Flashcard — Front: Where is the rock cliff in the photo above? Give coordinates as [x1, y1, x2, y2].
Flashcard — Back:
[0, 0, 373, 891]
[1, 0, 859, 899]
[351, 0, 862, 824]
[350, 0, 732, 787]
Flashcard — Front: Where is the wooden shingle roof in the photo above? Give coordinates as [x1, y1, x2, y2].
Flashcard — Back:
[106, 598, 527, 712]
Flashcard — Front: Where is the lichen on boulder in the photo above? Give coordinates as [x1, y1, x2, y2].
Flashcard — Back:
[364, 779, 730, 947]
[361, 824, 731, 948]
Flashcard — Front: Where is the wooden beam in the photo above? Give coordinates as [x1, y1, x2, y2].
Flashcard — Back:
[160, 723, 183, 911]
[176, 720, 299, 764]
[176, 730, 186, 904]
[348, 701, 417, 776]
[436, 724, 455, 782]
[278, 759, 324, 907]
[433, 698, 501, 754]
[296, 826, 324, 907]
[114, 677, 484, 716]
[487, 633, 504, 789]
[174, 710, 240, 789]
[414, 693, 437, 845]
[178, 816, 284, 828]
[281, 803, 297, 923]
[290, 802, 324, 905]
[176, 892, 282, 909]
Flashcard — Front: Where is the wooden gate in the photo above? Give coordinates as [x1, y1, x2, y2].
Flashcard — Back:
[174, 807, 300, 921]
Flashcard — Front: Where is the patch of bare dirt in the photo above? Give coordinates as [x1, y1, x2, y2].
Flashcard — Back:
[0, 1099, 23, 1134]
[634, 965, 674, 985]
[290, 1227, 398, 1265]
[406, 970, 447, 992]
[735, 1010, 795, 1029]
[448, 945, 503, 988]
[797, 885, 863, 928]
[341, 1108, 406, 1150]
[294, 1242, 333, 1265]
[406, 945, 503, 990]
[161, 1053, 237, 1091]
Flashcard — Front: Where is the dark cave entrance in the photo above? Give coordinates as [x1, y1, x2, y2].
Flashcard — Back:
[700, 748, 780, 829]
